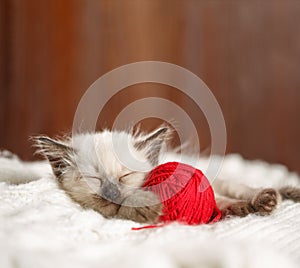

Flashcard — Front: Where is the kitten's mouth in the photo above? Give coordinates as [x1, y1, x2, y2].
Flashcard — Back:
[93, 193, 122, 207]
[101, 202, 120, 208]
[99, 196, 123, 207]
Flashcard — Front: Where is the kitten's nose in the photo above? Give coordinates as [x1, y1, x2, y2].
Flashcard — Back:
[102, 183, 120, 201]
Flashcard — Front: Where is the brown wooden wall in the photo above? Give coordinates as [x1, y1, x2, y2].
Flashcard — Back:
[1, 0, 300, 173]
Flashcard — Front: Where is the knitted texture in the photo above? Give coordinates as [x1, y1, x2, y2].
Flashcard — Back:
[143, 162, 221, 225]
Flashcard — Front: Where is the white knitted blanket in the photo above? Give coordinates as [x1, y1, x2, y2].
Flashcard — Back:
[0, 153, 299, 268]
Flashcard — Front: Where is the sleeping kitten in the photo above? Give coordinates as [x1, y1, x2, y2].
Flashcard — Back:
[34, 126, 300, 223]
[34, 128, 169, 223]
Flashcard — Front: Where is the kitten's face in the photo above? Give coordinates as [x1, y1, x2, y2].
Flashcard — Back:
[34, 127, 170, 208]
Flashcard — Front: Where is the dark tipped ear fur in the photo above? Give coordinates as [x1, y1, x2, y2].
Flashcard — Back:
[135, 125, 172, 166]
[32, 136, 74, 179]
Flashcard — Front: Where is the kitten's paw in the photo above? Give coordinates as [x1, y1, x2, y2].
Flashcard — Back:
[251, 188, 279, 215]
[118, 191, 163, 223]
[222, 201, 255, 218]
[280, 187, 300, 202]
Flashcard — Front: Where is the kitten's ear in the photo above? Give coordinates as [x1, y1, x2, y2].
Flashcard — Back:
[135, 126, 172, 166]
[32, 136, 74, 179]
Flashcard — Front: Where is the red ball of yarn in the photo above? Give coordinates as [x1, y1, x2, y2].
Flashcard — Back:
[143, 162, 221, 225]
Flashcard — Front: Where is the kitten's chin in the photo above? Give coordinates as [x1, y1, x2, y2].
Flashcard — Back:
[95, 198, 121, 218]
[99, 202, 120, 218]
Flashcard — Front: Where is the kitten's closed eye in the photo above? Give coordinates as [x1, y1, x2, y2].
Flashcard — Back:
[119, 172, 136, 183]
[82, 175, 103, 193]
[81, 175, 103, 184]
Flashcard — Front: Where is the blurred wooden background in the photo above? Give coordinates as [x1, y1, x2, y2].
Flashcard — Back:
[0, 0, 299, 173]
